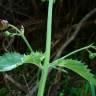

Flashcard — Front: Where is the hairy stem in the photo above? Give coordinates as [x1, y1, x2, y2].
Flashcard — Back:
[60, 44, 93, 59]
[51, 44, 93, 66]
[37, 0, 54, 96]
[9, 24, 33, 52]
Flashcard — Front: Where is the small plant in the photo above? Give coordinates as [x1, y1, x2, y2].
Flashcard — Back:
[0, 0, 96, 96]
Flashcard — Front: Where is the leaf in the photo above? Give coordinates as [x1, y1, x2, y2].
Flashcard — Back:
[0, 51, 44, 72]
[89, 52, 96, 60]
[0, 52, 24, 72]
[53, 59, 96, 85]
[22, 51, 44, 68]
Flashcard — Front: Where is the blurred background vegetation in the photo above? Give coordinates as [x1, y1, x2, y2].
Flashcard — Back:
[0, 0, 96, 96]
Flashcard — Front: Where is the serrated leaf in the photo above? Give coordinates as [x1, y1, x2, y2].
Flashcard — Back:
[22, 51, 44, 67]
[0, 52, 24, 72]
[0, 51, 44, 72]
[53, 59, 96, 85]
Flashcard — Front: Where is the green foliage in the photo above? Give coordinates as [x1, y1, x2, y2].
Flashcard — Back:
[4, 30, 21, 37]
[0, 88, 8, 96]
[0, 51, 44, 72]
[59, 92, 65, 96]
[23, 51, 44, 68]
[0, 52, 24, 71]
[87, 49, 96, 60]
[89, 52, 96, 60]
[53, 59, 96, 85]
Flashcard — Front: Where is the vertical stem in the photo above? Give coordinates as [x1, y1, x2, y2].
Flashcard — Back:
[37, 0, 54, 96]
[90, 83, 95, 96]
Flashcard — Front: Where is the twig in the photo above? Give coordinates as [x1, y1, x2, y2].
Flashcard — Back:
[4, 74, 26, 93]
[2, 37, 15, 52]
[54, 8, 96, 59]
[26, 83, 38, 96]
[22, 74, 30, 96]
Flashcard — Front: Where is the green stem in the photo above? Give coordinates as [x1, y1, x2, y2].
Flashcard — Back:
[37, 1, 54, 96]
[51, 44, 93, 66]
[90, 83, 95, 96]
[60, 44, 93, 59]
[9, 24, 33, 52]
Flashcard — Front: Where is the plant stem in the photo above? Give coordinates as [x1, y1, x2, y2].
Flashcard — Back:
[51, 44, 93, 66]
[60, 44, 93, 59]
[90, 83, 95, 96]
[37, 0, 54, 96]
[9, 24, 33, 52]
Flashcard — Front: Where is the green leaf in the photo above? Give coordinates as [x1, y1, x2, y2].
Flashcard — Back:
[89, 52, 96, 60]
[0, 51, 44, 72]
[53, 59, 96, 85]
[0, 52, 24, 72]
[22, 51, 44, 68]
